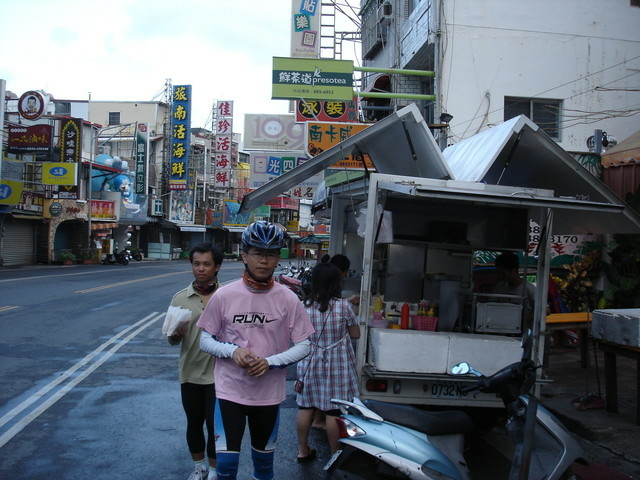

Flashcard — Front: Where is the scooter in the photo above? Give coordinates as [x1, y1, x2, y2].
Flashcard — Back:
[325, 330, 589, 480]
[275, 262, 312, 300]
[122, 246, 143, 262]
[101, 248, 129, 265]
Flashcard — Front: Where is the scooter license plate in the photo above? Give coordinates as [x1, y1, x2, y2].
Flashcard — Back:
[323, 449, 343, 471]
[427, 382, 465, 398]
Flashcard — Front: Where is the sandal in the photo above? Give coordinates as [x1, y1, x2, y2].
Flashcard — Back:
[297, 447, 316, 463]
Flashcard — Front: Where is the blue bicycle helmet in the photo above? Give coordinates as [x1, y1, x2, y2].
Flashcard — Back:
[241, 221, 284, 251]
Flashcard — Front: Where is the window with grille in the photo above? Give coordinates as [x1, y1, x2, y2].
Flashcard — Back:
[504, 97, 561, 140]
[55, 102, 71, 115]
[108, 112, 121, 125]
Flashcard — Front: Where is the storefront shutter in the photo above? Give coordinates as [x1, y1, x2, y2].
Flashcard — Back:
[2, 220, 35, 266]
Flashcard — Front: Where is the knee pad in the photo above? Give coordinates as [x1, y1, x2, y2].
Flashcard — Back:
[216, 451, 240, 480]
[251, 447, 274, 480]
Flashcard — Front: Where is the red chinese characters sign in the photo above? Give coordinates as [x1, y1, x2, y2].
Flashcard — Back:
[214, 100, 234, 188]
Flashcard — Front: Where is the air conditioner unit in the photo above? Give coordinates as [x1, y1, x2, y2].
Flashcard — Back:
[378, 0, 392, 26]
[152, 199, 163, 216]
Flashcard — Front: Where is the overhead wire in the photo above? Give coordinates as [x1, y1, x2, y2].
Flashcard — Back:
[450, 55, 640, 133]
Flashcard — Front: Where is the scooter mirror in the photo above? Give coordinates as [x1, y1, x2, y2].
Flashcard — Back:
[451, 362, 470, 375]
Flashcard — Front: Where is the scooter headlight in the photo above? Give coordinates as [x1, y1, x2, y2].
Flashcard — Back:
[336, 417, 365, 439]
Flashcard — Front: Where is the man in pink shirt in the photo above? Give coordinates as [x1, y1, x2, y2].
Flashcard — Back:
[198, 221, 314, 480]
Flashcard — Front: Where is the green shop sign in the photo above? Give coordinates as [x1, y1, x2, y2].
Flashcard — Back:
[272, 57, 354, 101]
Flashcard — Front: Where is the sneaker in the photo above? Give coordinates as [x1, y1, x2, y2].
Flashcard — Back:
[187, 464, 208, 480]
[207, 469, 217, 480]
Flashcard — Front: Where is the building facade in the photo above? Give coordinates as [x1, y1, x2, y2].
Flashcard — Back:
[359, 0, 640, 153]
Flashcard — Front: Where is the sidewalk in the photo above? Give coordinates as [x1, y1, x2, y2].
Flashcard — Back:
[541, 341, 640, 479]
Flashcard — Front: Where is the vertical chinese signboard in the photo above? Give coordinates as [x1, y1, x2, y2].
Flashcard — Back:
[291, 0, 321, 59]
[60, 118, 82, 163]
[169, 85, 192, 190]
[214, 100, 233, 189]
[135, 123, 149, 194]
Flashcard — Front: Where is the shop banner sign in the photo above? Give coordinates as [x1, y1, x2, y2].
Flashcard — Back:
[60, 118, 82, 163]
[18, 90, 47, 121]
[42, 162, 77, 185]
[296, 97, 359, 123]
[169, 85, 192, 190]
[135, 123, 149, 194]
[169, 189, 195, 223]
[272, 57, 354, 101]
[216, 100, 233, 133]
[223, 200, 252, 227]
[248, 151, 322, 201]
[306, 121, 375, 169]
[0, 179, 24, 204]
[290, 0, 320, 59]
[7, 123, 53, 152]
[91, 200, 116, 220]
[243, 114, 305, 151]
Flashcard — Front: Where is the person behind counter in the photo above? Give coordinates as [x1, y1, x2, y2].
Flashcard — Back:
[493, 252, 536, 329]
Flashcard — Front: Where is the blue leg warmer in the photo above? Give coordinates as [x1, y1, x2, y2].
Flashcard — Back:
[216, 451, 240, 480]
[251, 447, 274, 480]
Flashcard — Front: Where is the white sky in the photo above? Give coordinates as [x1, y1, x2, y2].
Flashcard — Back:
[0, 0, 361, 135]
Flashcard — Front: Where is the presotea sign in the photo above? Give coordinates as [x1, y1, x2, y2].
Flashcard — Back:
[272, 57, 354, 101]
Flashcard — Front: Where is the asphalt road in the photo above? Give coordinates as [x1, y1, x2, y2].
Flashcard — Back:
[0, 259, 334, 480]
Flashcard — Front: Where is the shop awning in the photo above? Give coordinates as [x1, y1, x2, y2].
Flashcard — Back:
[224, 226, 246, 233]
[91, 222, 118, 230]
[239, 103, 451, 213]
[179, 225, 206, 232]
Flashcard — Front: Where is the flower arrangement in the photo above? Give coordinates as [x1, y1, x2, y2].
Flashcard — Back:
[552, 249, 601, 312]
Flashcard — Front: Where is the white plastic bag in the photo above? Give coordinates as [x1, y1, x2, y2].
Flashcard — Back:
[162, 306, 192, 336]
[355, 203, 394, 244]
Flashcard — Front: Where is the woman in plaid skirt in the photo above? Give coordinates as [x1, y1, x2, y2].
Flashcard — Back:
[295, 258, 361, 461]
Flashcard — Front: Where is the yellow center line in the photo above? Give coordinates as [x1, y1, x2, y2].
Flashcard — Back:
[75, 271, 187, 293]
[0, 306, 19, 313]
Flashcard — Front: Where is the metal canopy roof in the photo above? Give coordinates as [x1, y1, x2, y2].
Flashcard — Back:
[239, 104, 451, 213]
[443, 115, 619, 204]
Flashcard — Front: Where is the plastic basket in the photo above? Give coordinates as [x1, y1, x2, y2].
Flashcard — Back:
[413, 316, 438, 331]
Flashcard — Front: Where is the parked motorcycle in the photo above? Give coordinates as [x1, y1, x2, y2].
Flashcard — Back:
[122, 246, 143, 262]
[101, 248, 129, 265]
[275, 262, 312, 300]
[325, 330, 589, 480]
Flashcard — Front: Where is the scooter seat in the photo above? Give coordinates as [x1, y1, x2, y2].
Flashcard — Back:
[363, 399, 474, 436]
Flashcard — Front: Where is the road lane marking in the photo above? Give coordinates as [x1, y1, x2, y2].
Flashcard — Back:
[75, 271, 187, 293]
[0, 306, 18, 312]
[0, 312, 164, 449]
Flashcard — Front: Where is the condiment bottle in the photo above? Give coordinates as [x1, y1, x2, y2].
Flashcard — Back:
[374, 296, 384, 313]
[400, 303, 410, 329]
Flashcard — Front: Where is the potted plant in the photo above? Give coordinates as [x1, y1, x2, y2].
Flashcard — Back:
[81, 249, 98, 264]
[60, 251, 77, 265]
